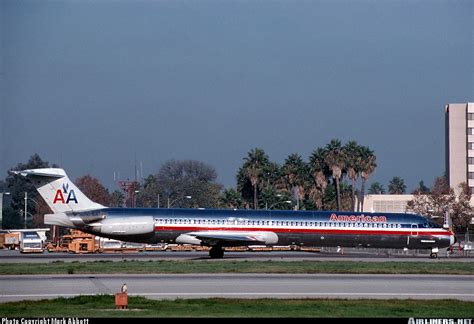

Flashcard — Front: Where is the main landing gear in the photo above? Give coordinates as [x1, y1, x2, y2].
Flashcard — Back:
[209, 246, 224, 259]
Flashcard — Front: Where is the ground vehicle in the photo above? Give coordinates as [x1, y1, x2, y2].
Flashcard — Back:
[0, 232, 20, 250]
[20, 231, 44, 253]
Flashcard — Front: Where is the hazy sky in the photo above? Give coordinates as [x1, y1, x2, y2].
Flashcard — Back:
[1, 0, 473, 193]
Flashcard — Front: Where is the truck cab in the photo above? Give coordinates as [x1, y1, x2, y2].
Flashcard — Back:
[20, 231, 44, 253]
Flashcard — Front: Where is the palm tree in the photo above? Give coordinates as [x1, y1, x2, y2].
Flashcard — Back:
[282, 153, 308, 210]
[368, 182, 385, 194]
[241, 148, 270, 209]
[261, 161, 283, 191]
[324, 139, 347, 211]
[236, 166, 253, 209]
[220, 188, 243, 209]
[412, 180, 430, 194]
[359, 146, 377, 211]
[308, 147, 329, 209]
[344, 141, 362, 211]
[388, 176, 406, 194]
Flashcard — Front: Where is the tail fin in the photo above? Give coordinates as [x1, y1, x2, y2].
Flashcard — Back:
[11, 168, 105, 213]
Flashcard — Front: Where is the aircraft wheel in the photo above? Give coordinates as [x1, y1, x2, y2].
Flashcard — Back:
[209, 246, 224, 259]
[430, 252, 438, 259]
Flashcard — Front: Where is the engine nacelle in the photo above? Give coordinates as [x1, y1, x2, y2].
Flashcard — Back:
[96, 216, 154, 236]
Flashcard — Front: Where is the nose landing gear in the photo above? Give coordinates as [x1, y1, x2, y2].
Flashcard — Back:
[430, 247, 439, 259]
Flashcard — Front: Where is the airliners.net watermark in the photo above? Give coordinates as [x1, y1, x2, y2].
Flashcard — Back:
[408, 319, 472, 324]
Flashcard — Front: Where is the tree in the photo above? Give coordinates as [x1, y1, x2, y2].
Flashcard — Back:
[156, 159, 222, 208]
[109, 190, 125, 207]
[324, 139, 347, 211]
[281, 153, 308, 210]
[450, 183, 473, 233]
[75, 175, 111, 206]
[5, 154, 56, 229]
[412, 180, 430, 194]
[238, 148, 270, 209]
[406, 176, 473, 233]
[220, 188, 243, 209]
[258, 186, 290, 210]
[368, 182, 385, 194]
[136, 175, 162, 208]
[308, 147, 329, 209]
[388, 176, 406, 194]
[407, 176, 453, 219]
[260, 161, 283, 191]
[344, 141, 362, 211]
[358, 146, 377, 211]
[236, 167, 253, 209]
[322, 182, 353, 211]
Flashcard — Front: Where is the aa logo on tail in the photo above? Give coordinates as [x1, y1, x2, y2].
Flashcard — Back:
[53, 183, 78, 204]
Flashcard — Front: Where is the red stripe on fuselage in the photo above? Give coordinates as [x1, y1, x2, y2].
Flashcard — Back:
[153, 226, 451, 237]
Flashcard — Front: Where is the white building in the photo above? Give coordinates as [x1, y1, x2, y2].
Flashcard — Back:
[445, 102, 474, 194]
[359, 194, 414, 213]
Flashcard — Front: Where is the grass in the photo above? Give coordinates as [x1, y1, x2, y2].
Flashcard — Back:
[0, 295, 473, 317]
[0, 260, 472, 275]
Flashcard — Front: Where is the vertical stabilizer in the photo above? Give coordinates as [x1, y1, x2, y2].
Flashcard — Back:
[11, 168, 105, 213]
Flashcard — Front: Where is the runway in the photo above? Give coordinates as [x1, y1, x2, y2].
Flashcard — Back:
[0, 249, 472, 263]
[1, 273, 473, 302]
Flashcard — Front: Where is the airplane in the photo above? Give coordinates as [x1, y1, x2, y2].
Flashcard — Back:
[12, 168, 455, 258]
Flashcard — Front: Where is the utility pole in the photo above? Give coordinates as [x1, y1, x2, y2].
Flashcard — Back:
[24, 192, 28, 229]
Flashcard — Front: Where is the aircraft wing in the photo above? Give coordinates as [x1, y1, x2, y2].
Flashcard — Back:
[176, 231, 278, 247]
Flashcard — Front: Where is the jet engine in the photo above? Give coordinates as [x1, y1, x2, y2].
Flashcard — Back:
[95, 216, 155, 236]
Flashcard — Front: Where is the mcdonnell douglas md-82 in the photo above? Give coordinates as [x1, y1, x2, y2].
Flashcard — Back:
[13, 168, 455, 258]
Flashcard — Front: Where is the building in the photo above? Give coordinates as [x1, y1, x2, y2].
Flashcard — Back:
[359, 194, 414, 213]
[445, 102, 474, 194]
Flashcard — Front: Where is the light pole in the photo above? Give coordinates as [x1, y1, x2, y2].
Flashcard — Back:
[134, 190, 140, 208]
[0, 192, 11, 230]
[24, 192, 39, 229]
[167, 195, 192, 208]
[292, 187, 300, 211]
[24, 192, 27, 229]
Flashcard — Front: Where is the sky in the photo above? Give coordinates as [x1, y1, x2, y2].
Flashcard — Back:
[1, 0, 473, 193]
